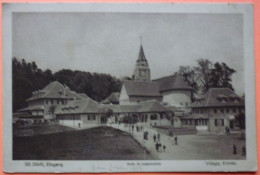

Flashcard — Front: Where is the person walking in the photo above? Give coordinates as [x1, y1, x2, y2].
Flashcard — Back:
[242, 145, 246, 156]
[153, 134, 156, 142]
[155, 142, 159, 152]
[233, 144, 237, 155]
[163, 145, 166, 152]
[157, 133, 160, 142]
[175, 136, 178, 145]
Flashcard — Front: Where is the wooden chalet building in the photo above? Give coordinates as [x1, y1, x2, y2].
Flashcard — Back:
[187, 88, 245, 133]
[17, 81, 88, 123]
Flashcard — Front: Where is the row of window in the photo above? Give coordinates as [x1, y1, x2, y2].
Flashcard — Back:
[87, 115, 96, 120]
[58, 115, 80, 120]
[193, 108, 243, 114]
[215, 119, 224, 126]
[182, 119, 208, 126]
[46, 99, 68, 105]
[218, 97, 240, 103]
[57, 115, 96, 121]
[180, 102, 189, 107]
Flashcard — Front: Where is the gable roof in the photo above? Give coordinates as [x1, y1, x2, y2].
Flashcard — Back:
[26, 81, 85, 101]
[102, 104, 142, 113]
[77, 93, 89, 99]
[123, 80, 161, 97]
[138, 100, 172, 113]
[55, 98, 104, 114]
[153, 74, 191, 92]
[102, 92, 120, 104]
[191, 88, 244, 108]
[18, 105, 44, 112]
[103, 100, 171, 113]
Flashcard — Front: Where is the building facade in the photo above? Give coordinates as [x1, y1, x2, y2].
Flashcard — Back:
[186, 88, 245, 133]
[17, 81, 88, 123]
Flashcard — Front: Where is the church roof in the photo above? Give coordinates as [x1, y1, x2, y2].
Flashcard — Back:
[123, 80, 161, 97]
[153, 74, 192, 92]
[137, 45, 147, 62]
[190, 88, 244, 108]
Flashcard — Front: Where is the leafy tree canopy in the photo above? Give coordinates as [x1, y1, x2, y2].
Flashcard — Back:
[13, 57, 122, 112]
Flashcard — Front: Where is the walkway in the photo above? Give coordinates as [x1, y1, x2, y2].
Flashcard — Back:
[109, 123, 246, 160]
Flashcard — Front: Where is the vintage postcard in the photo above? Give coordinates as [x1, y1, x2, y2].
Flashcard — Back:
[2, 3, 257, 173]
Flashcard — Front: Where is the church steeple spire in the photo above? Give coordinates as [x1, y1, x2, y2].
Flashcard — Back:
[137, 45, 147, 62]
[133, 41, 151, 82]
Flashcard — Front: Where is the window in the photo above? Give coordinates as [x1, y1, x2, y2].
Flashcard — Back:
[214, 109, 217, 113]
[57, 100, 59, 105]
[226, 108, 229, 113]
[46, 100, 48, 105]
[233, 108, 236, 113]
[51, 100, 53, 105]
[88, 115, 96, 120]
[221, 109, 224, 113]
[150, 114, 157, 120]
[221, 119, 224, 126]
[160, 114, 164, 119]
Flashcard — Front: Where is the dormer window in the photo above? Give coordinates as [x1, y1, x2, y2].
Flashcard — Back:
[217, 94, 227, 103]
[220, 98, 227, 103]
[234, 97, 240, 103]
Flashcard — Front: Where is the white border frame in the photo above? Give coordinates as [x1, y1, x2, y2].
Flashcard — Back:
[2, 3, 257, 173]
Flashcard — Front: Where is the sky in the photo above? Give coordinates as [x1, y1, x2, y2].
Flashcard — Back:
[13, 12, 244, 95]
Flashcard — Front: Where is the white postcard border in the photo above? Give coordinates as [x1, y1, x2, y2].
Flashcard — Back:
[2, 3, 257, 173]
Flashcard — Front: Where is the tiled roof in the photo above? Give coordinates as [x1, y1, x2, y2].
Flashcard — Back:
[138, 100, 172, 113]
[26, 81, 84, 101]
[102, 104, 141, 113]
[103, 100, 171, 113]
[55, 98, 104, 114]
[191, 88, 244, 108]
[18, 105, 44, 112]
[102, 92, 120, 104]
[123, 80, 161, 97]
[167, 106, 185, 112]
[153, 74, 191, 92]
[77, 93, 89, 99]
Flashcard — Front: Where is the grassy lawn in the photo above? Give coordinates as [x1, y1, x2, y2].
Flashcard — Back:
[13, 124, 75, 136]
[13, 126, 154, 160]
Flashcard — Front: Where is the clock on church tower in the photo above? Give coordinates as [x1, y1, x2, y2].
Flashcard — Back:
[133, 45, 151, 82]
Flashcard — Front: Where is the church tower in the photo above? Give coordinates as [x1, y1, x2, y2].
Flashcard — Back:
[133, 45, 151, 82]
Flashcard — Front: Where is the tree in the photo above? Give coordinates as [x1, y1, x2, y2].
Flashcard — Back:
[235, 111, 245, 130]
[209, 62, 235, 90]
[12, 57, 122, 112]
[194, 59, 213, 93]
[177, 66, 199, 101]
[177, 59, 236, 97]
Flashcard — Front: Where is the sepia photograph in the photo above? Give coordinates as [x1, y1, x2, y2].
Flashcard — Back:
[3, 3, 257, 173]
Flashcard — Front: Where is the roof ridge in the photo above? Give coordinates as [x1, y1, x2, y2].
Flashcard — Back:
[152, 74, 178, 81]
